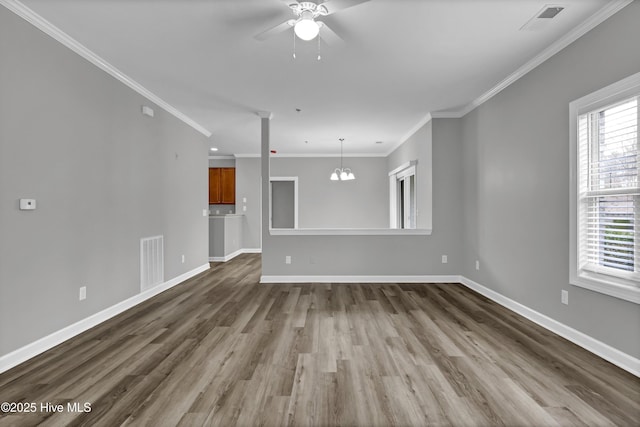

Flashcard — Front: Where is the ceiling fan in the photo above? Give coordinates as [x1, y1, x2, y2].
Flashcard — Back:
[254, 0, 370, 46]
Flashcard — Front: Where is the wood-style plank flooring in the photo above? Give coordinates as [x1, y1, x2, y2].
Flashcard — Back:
[0, 254, 638, 426]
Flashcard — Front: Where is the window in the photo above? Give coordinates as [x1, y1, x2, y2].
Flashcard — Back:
[570, 73, 640, 304]
[389, 161, 417, 229]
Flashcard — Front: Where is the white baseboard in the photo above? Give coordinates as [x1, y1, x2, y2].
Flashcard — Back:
[210, 248, 262, 262]
[242, 248, 262, 253]
[0, 263, 210, 374]
[260, 275, 460, 284]
[459, 276, 640, 377]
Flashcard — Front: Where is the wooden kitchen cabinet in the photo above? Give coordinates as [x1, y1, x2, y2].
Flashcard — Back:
[220, 168, 235, 204]
[209, 167, 235, 204]
[209, 168, 221, 204]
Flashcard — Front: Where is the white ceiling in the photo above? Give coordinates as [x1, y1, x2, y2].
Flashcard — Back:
[18, 0, 614, 155]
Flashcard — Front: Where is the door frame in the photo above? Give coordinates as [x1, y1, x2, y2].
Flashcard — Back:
[389, 161, 417, 229]
[269, 176, 299, 229]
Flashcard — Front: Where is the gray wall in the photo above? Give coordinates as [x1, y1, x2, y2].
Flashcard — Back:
[235, 157, 261, 250]
[209, 216, 243, 258]
[209, 218, 226, 258]
[262, 120, 464, 276]
[210, 205, 235, 215]
[387, 121, 433, 229]
[271, 181, 295, 229]
[0, 8, 209, 357]
[224, 216, 243, 256]
[208, 158, 235, 168]
[270, 157, 389, 229]
[460, 2, 640, 357]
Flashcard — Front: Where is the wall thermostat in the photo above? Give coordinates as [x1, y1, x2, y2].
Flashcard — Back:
[20, 199, 37, 210]
[141, 105, 154, 117]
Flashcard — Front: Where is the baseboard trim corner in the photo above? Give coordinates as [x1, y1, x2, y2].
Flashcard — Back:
[0, 263, 210, 374]
[210, 248, 262, 262]
[459, 276, 640, 377]
[242, 248, 262, 254]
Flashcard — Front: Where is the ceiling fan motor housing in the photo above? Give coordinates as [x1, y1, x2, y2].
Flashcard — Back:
[290, 2, 329, 18]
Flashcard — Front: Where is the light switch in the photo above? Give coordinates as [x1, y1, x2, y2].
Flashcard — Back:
[20, 199, 36, 210]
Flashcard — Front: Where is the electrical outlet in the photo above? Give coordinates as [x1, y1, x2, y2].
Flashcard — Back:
[442, 255, 448, 264]
[216, 210, 220, 214]
[475, 260, 480, 270]
[79, 286, 86, 301]
[561, 289, 568, 305]
[202, 209, 208, 217]
[243, 197, 247, 203]
[243, 205, 247, 212]
[181, 254, 185, 264]
[285, 255, 291, 264]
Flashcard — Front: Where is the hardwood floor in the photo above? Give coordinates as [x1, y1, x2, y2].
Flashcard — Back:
[0, 254, 638, 426]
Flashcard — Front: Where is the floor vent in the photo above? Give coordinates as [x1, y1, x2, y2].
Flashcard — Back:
[140, 235, 164, 292]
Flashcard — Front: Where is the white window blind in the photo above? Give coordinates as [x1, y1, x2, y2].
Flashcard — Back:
[577, 96, 639, 282]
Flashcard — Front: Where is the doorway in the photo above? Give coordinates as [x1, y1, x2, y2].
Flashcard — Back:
[270, 177, 298, 229]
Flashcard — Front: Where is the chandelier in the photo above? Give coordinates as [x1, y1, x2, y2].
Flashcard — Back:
[330, 138, 355, 181]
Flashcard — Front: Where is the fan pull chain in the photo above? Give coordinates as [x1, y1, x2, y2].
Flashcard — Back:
[292, 31, 296, 59]
[317, 35, 321, 61]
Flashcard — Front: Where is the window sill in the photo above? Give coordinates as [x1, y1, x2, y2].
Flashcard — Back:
[571, 271, 640, 304]
[269, 228, 432, 236]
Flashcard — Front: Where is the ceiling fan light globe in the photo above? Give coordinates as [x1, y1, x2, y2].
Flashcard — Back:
[330, 171, 339, 181]
[294, 18, 320, 41]
[339, 170, 348, 180]
[346, 172, 355, 180]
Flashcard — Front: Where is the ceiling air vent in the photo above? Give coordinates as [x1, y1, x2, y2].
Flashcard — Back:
[520, 4, 565, 31]
[538, 6, 564, 19]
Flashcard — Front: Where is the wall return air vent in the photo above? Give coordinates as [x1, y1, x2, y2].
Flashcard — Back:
[140, 235, 164, 292]
[520, 4, 565, 31]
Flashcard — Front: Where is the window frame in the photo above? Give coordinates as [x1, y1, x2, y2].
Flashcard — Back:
[569, 72, 640, 304]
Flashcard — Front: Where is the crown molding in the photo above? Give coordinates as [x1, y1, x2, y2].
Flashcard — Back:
[208, 155, 235, 160]
[385, 113, 432, 157]
[430, 111, 465, 119]
[426, 0, 633, 119]
[0, 0, 212, 138]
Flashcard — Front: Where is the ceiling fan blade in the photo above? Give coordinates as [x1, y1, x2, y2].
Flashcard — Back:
[319, 0, 370, 15]
[318, 22, 344, 46]
[254, 19, 295, 41]
[224, 9, 287, 29]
